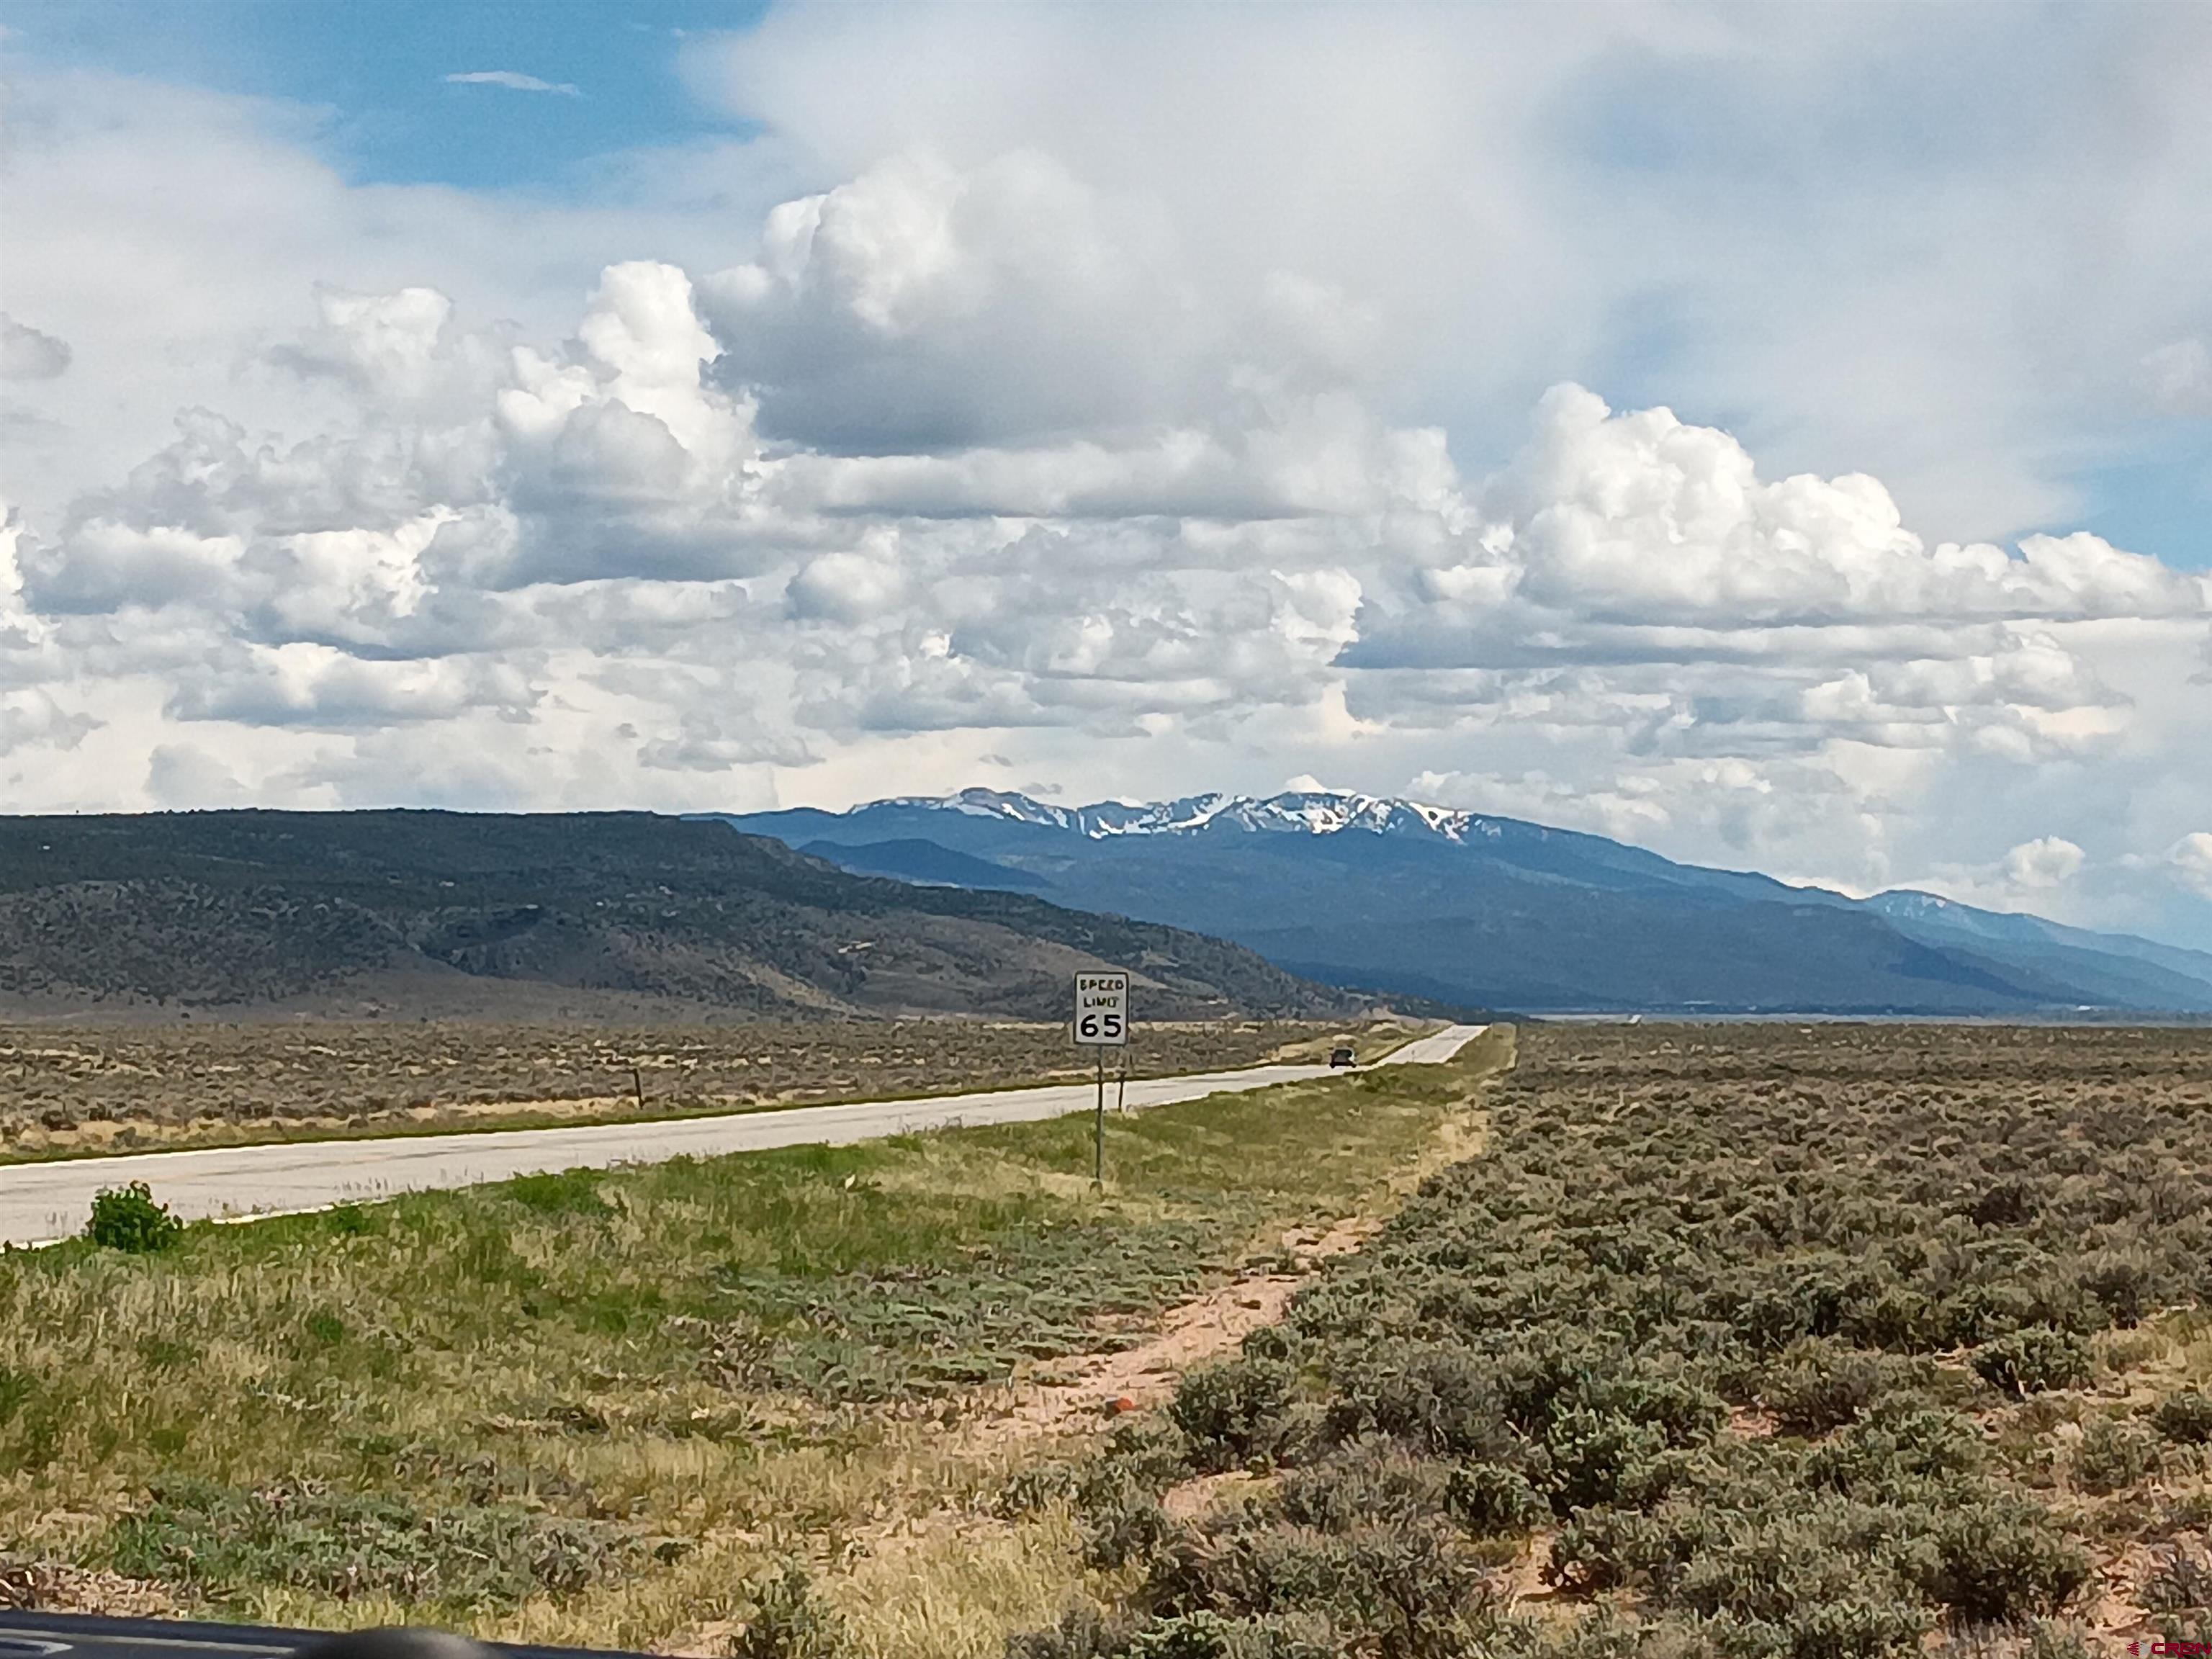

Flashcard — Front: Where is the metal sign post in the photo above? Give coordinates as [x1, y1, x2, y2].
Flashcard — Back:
[1074, 971, 1129, 1187]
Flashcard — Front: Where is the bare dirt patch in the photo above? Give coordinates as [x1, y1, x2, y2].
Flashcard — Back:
[1159, 1470, 1268, 1524]
[1500, 1529, 1563, 1611]
[2079, 1539, 2170, 1647]
[0, 1554, 177, 1616]
[981, 1216, 1380, 1442]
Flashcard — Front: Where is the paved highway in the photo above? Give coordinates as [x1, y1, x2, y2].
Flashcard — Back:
[0, 1025, 1486, 1247]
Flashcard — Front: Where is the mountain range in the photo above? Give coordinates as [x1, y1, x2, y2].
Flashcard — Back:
[718, 788, 2212, 1016]
[0, 810, 1360, 1022]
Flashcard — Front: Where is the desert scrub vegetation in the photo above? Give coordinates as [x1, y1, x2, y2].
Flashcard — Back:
[0, 1017, 1400, 1161]
[1010, 1022, 2212, 1658]
[0, 1028, 1510, 1654]
[82, 1182, 183, 1254]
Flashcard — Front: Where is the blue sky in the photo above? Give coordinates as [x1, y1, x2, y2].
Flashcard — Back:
[8, 0, 766, 191]
[4, 2, 2211, 944]
[2072, 442, 2212, 573]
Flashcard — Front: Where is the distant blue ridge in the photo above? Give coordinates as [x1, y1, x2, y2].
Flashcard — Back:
[706, 790, 2212, 1017]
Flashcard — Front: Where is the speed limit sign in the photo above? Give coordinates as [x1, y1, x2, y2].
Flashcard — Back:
[1074, 971, 1129, 1046]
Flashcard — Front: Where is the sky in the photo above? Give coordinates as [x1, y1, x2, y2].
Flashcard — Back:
[4, 1, 2212, 947]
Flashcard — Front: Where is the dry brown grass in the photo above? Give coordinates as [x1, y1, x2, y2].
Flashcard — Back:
[0, 1017, 1416, 1161]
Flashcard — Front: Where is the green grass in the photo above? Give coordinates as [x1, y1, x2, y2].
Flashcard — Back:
[0, 1028, 1511, 1652]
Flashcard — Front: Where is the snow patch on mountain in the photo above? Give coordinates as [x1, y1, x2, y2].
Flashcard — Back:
[891, 785, 1522, 844]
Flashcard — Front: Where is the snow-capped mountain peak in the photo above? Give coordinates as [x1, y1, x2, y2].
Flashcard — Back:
[903, 786, 1510, 844]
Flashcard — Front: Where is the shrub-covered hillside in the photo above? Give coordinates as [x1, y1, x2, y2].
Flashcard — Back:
[1027, 1023, 2212, 1657]
[0, 811, 1364, 1020]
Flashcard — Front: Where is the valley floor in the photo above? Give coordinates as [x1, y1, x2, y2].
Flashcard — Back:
[5, 1023, 2210, 1658]
[0, 1030, 1512, 1654]
[0, 1019, 1390, 1164]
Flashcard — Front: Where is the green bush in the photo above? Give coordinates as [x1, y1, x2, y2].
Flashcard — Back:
[1839, 1285, 1939, 1354]
[506, 1169, 613, 1215]
[1966, 1179, 2036, 1228]
[2018, 1626, 2100, 1659]
[1675, 1507, 1905, 1627]
[2069, 1414, 2157, 1496]
[1124, 1612, 1240, 1659]
[1544, 1504, 1712, 1597]
[1079, 1467, 1176, 1571]
[735, 1562, 845, 1659]
[1443, 1462, 1545, 1537]
[85, 1182, 183, 1252]
[1583, 1372, 1727, 1449]
[1130, 1612, 1336, 1659]
[1801, 1408, 1984, 1501]
[1758, 1594, 1931, 1659]
[1907, 1501, 2091, 1623]
[1969, 1327, 2088, 1400]
[2150, 1388, 2212, 1446]
[997, 1460, 1082, 1520]
[1540, 1408, 1673, 1513]
[1758, 1340, 1888, 1436]
[1148, 1515, 1492, 1659]
[110, 1475, 628, 1609]
[1007, 1603, 1134, 1659]
[1102, 1413, 1199, 1487]
[1280, 1442, 1451, 1534]
[2139, 1541, 2212, 1615]
[2076, 1251, 2159, 1327]
[1678, 1519, 1934, 1658]
[1321, 1342, 1507, 1459]
[1929, 1285, 2039, 1352]
[0, 1365, 33, 1431]
[1171, 1358, 1296, 1472]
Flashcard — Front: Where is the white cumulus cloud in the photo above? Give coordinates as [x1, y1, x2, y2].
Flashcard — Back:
[2002, 836, 2087, 890]
[2172, 833, 2212, 900]
[0, 315, 71, 381]
[444, 71, 580, 96]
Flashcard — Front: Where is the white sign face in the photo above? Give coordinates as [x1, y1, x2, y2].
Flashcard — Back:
[1074, 971, 1129, 1046]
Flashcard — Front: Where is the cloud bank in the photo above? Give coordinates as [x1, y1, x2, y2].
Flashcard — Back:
[6, 8, 2212, 948]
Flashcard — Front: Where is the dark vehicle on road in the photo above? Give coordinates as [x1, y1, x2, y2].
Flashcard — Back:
[1329, 1044, 1356, 1068]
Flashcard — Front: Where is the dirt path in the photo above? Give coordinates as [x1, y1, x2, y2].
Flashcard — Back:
[988, 1216, 1380, 1439]
[968, 1074, 1497, 1445]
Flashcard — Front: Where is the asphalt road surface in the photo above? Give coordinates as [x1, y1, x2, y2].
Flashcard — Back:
[1, 1025, 1486, 1248]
